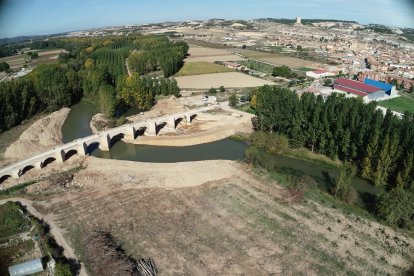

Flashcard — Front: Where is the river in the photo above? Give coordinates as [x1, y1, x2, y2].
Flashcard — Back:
[62, 101, 377, 208]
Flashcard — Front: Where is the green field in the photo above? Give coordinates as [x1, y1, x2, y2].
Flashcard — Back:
[176, 61, 233, 76]
[378, 94, 414, 114]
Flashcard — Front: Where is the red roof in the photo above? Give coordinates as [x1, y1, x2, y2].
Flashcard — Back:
[334, 78, 380, 94]
[334, 85, 368, 97]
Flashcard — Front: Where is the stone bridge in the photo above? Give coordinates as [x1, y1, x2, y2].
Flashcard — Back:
[0, 106, 214, 183]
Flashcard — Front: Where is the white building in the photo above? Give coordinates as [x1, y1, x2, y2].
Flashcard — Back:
[306, 70, 335, 79]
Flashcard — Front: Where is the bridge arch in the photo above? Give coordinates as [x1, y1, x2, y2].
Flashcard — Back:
[189, 114, 197, 123]
[42, 157, 56, 168]
[86, 141, 100, 154]
[21, 165, 35, 175]
[109, 133, 125, 147]
[155, 121, 168, 134]
[64, 149, 78, 161]
[0, 174, 11, 184]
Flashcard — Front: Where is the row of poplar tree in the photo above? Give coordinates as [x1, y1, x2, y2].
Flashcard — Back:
[253, 85, 414, 228]
[254, 85, 414, 191]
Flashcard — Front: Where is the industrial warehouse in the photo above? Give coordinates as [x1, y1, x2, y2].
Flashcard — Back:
[333, 78, 398, 101]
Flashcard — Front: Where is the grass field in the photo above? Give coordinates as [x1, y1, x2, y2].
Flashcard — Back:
[0, 49, 67, 70]
[378, 94, 414, 114]
[176, 62, 233, 76]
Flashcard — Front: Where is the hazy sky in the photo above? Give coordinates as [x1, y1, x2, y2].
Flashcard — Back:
[0, 0, 413, 38]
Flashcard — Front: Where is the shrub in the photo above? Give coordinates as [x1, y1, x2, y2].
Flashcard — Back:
[244, 146, 260, 164]
[208, 87, 217, 95]
[229, 94, 238, 107]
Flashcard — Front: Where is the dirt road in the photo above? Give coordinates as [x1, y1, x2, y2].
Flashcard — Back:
[0, 198, 88, 276]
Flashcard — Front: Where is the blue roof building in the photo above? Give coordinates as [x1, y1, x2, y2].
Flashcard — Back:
[8, 258, 44, 276]
[363, 78, 393, 95]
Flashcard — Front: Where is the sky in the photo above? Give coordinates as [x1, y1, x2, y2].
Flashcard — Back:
[0, 0, 413, 38]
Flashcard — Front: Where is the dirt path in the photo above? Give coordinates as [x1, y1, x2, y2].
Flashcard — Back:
[0, 198, 88, 276]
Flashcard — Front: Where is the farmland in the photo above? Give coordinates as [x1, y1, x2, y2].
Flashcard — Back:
[175, 72, 274, 89]
[175, 61, 233, 76]
[231, 48, 323, 69]
[0, 49, 68, 70]
[378, 94, 414, 114]
[186, 45, 242, 63]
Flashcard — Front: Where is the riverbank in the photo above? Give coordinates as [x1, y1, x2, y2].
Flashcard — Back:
[129, 109, 254, 147]
[3, 108, 70, 163]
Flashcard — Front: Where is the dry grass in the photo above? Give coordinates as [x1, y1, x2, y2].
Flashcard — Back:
[176, 72, 274, 89]
[45, 162, 414, 275]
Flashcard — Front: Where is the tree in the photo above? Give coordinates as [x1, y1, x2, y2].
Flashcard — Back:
[250, 94, 257, 109]
[378, 187, 414, 229]
[297, 45, 303, 52]
[98, 84, 117, 117]
[229, 94, 238, 107]
[323, 79, 333, 86]
[219, 86, 225, 92]
[85, 58, 94, 69]
[0, 61, 10, 72]
[208, 87, 217, 95]
[27, 51, 39, 59]
[332, 163, 357, 203]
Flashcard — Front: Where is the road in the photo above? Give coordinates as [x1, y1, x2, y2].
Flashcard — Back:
[0, 198, 88, 276]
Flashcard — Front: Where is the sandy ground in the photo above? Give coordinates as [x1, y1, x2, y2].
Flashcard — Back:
[15, 156, 413, 275]
[176, 72, 274, 89]
[186, 45, 243, 63]
[3, 108, 70, 163]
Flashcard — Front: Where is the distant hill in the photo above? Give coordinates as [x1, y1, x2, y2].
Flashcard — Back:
[0, 32, 68, 46]
[257, 18, 359, 25]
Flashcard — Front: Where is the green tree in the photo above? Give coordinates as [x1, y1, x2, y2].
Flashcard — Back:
[332, 163, 357, 203]
[229, 94, 238, 107]
[0, 61, 10, 72]
[378, 187, 414, 229]
[98, 84, 117, 117]
[219, 86, 225, 92]
[208, 87, 217, 95]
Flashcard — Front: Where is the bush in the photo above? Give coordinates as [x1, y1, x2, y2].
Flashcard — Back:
[244, 146, 260, 164]
[208, 87, 217, 95]
[250, 131, 268, 147]
[229, 94, 238, 107]
[266, 133, 289, 154]
[219, 86, 225, 92]
[295, 175, 317, 192]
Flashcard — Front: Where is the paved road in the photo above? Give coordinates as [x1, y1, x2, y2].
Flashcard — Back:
[0, 198, 88, 276]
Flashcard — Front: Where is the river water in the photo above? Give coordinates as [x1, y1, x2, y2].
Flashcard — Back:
[62, 101, 376, 208]
[61, 101, 247, 162]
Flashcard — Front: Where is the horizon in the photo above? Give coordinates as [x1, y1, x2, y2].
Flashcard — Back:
[0, 0, 413, 39]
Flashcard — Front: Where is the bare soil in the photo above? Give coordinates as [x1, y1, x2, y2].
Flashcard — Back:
[26, 157, 414, 275]
[186, 45, 242, 63]
[3, 108, 70, 163]
[176, 72, 274, 89]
